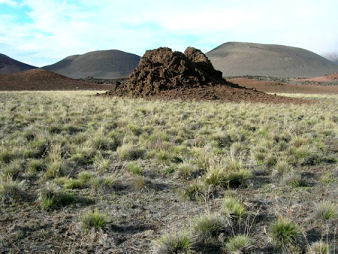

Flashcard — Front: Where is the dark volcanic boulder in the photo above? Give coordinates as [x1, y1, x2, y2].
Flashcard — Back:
[128, 47, 224, 96]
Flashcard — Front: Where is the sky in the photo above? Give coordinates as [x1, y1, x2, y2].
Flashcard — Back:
[0, 0, 337, 67]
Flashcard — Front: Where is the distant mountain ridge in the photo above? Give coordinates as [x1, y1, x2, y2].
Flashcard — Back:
[207, 42, 338, 77]
[43, 50, 140, 79]
[0, 53, 36, 74]
[2, 44, 337, 79]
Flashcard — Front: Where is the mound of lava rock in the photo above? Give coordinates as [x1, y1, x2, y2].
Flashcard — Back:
[127, 47, 226, 96]
[103, 47, 308, 104]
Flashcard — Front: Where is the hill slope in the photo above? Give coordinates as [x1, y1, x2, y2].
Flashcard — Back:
[207, 42, 338, 77]
[44, 50, 140, 79]
[325, 54, 338, 65]
[0, 69, 111, 90]
[0, 53, 36, 74]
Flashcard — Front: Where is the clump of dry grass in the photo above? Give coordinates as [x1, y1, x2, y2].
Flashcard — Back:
[270, 217, 300, 248]
[117, 144, 146, 160]
[0, 179, 27, 203]
[154, 231, 194, 254]
[81, 209, 108, 230]
[38, 187, 75, 210]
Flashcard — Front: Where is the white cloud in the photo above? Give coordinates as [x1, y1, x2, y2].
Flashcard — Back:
[0, 0, 337, 66]
[0, 0, 17, 6]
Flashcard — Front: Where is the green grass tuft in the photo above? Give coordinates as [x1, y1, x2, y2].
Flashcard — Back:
[81, 209, 108, 230]
[0, 150, 14, 164]
[155, 232, 193, 254]
[183, 180, 205, 201]
[39, 188, 75, 210]
[270, 217, 300, 247]
[315, 201, 337, 221]
[192, 214, 226, 242]
[127, 163, 143, 175]
[222, 196, 247, 220]
[223, 234, 252, 252]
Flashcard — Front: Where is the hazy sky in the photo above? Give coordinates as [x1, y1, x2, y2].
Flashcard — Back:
[1, 0, 337, 66]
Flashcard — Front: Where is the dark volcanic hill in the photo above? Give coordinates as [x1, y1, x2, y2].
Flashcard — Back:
[207, 42, 338, 77]
[44, 50, 140, 79]
[0, 53, 36, 74]
[0, 69, 111, 90]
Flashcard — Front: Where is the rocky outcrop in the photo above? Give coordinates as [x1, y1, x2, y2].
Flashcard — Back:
[127, 47, 224, 96]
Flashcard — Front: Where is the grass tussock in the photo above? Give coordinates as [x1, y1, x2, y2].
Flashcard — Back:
[306, 241, 330, 254]
[315, 201, 337, 221]
[154, 232, 194, 254]
[192, 213, 227, 243]
[222, 195, 247, 220]
[223, 234, 252, 253]
[204, 158, 251, 188]
[81, 209, 108, 230]
[270, 217, 300, 248]
[0, 179, 27, 203]
[117, 144, 146, 160]
[39, 187, 75, 210]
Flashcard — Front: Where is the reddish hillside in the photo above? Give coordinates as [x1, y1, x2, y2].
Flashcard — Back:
[228, 77, 338, 94]
[0, 69, 112, 90]
[293, 73, 338, 83]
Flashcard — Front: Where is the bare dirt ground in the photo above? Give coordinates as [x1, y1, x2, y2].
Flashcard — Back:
[228, 76, 338, 94]
[293, 73, 338, 83]
[105, 83, 310, 104]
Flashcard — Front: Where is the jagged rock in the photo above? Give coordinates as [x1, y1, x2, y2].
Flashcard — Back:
[127, 47, 224, 96]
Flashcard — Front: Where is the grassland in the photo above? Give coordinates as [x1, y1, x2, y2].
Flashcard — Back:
[0, 91, 337, 253]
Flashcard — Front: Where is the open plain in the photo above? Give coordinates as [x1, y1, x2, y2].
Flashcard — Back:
[0, 91, 337, 253]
